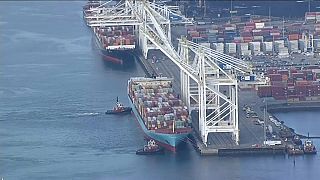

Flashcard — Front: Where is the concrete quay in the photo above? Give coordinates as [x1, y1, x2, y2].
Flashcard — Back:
[136, 49, 288, 155]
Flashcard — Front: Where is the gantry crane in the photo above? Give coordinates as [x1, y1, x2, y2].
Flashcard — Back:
[84, 0, 254, 146]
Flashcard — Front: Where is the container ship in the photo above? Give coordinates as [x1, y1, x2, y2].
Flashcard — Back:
[83, 1, 136, 65]
[128, 77, 192, 152]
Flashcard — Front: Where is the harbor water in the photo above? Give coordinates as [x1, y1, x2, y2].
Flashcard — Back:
[0, 1, 319, 180]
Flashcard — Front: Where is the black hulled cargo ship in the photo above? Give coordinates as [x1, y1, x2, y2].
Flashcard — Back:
[92, 26, 136, 65]
[83, 1, 137, 65]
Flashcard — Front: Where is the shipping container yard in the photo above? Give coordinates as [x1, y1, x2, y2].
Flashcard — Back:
[135, 7, 320, 154]
[184, 12, 320, 59]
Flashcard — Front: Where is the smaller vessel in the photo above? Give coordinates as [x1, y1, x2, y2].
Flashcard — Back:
[293, 135, 302, 146]
[303, 133, 317, 154]
[287, 146, 304, 155]
[136, 140, 164, 155]
[105, 97, 132, 114]
[303, 140, 317, 154]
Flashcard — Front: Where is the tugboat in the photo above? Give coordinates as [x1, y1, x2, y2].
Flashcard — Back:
[287, 145, 304, 155]
[303, 133, 317, 154]
[303, 140, 317, 154]
[105, 97, 132, 114]
[136, 140, 164, 155]
[293, 135, 303, 146]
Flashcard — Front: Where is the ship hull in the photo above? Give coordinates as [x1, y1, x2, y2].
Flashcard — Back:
[92, 30, 135, 65]
[128, 96, 190, 152]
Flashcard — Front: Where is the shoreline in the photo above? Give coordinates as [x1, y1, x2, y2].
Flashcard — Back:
[267, 101, 320, 113]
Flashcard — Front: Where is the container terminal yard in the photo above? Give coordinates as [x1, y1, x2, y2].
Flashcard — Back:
[83, 0, 319, 156]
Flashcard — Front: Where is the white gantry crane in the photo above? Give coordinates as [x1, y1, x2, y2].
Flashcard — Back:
[84, 0, 253, 146]
[178, 39, 252, 145]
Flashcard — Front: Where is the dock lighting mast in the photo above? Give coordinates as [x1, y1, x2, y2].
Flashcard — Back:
[85, 0, 254, 146]
[263, 98, 267, 144]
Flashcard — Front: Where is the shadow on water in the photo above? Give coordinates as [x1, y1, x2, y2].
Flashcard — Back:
[101, 56, 136, 71]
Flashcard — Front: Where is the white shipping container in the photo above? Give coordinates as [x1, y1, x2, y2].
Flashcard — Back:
[253, 36, 263, 40]
[270, 32, 280, 36]
[306, 16, 316, 20]
[262, 42, 273, 52]
[288, 40, 299, 53]
[252, 29, 261, 33]
[237, 43, 250, 56]
[314, 40, 320, 48]
[225, 26, 236, 31]
[299, 39, 307, 52]
[274, 40, 285, 46]
[255, 22, 265, 29]
[278, 47, 288, 53]
[242, 50, 251, 56]
[225, 43, 237, 54]
[234, 37, 243, 41]
[200, 42, 211, 48]
[264, 140, 282, 146]
[249, 42, 261, 55]
[212, 43, 224, 53]
[208, 29, 218, 33]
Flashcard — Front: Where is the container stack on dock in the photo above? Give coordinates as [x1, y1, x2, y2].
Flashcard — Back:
[257, 66, 320, 101]
[305, 12, 320, 24]
[185, 14, 320, 57]
[129, 78, 191, 132]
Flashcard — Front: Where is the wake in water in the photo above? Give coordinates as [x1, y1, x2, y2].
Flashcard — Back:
[65, 112, 101, 118]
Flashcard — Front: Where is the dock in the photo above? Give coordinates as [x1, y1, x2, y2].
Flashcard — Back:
[134, 46, 288, 156]
[134, 26, 319, 156]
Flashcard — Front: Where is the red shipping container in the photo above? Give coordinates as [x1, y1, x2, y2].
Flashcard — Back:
[267, 68, 278, 75]
[287, 88, 296, 96]
[271, 86, 287, 97]
[295, 80, 310, 86]
[257, 86, 272, 97]
[290, 69, 298, 75]
[295, 85, 307, 96]
[288, 34, 299, 40]
[277, 70, 289, 76]
[200, 34, 208, 38]
[242, 36, 253, 40]
[269, 74, 282, 81]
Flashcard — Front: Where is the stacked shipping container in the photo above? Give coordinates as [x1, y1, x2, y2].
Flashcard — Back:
[258, 66, 320, 101]
[94, 26, 135, 48]
[129, 78, 190, 131]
